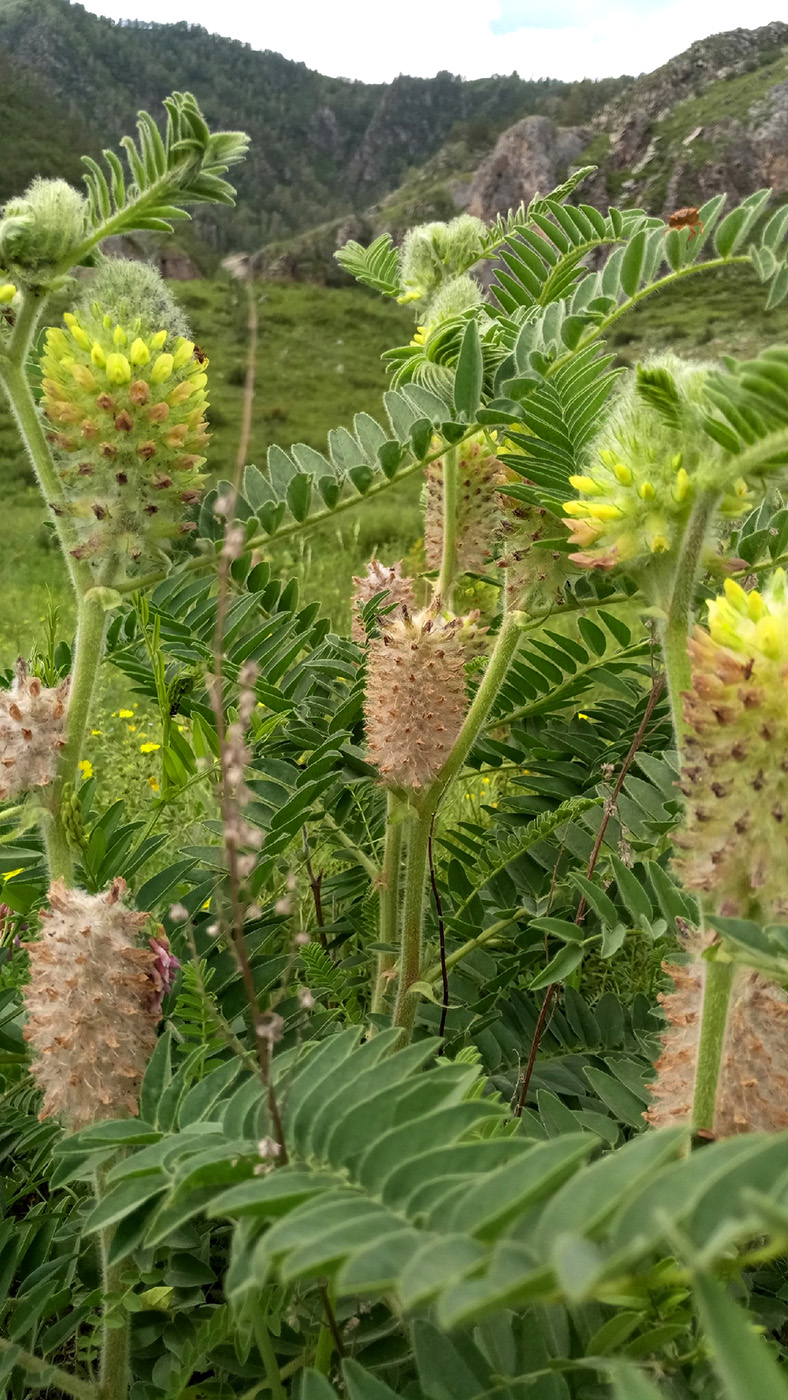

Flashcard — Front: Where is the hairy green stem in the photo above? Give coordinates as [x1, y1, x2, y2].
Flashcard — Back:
[660, 489, 721, 754]
[95, 1165, 130, 1400]
[46, 584, 112, 882]
[0, 1339, 96, 1400]
[372, 791, 404, 1017]
[391, 613, 523, 1037]
[392, 801, 433, 1036]
[436, 442, 459, 607]
[692, 954, 735, 1135]
[253, 1316, 287, 1400]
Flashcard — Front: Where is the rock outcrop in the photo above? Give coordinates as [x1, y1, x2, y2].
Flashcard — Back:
[466, 116, 590, 223]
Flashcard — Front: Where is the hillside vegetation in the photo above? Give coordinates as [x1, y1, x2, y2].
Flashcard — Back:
[0, 0, 627, 250]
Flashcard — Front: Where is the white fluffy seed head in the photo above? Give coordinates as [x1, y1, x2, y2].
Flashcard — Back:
[0, 660, 69, 800]
[23, 879, 158, 1131]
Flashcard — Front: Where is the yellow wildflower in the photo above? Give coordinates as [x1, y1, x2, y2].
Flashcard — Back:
[4, 868, 24, 881]
[148, 776, 160, 792]
[118, 709, 134, 719]
[79, 759, 93, 779]
[140, 742, 160, 754]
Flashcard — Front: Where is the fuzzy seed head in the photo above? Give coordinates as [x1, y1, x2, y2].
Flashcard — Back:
[562, 356, 754, 572]
[675, 570, 788, 923]
[365, 605, 481, 789]
[0, 661, 69, 800]
[646, 930, 788, 1135]
[351, 559, 415, 642]
[425, 434, 502, 577]
[39, 266, 208, 574]
[23, 880, 158, 1130]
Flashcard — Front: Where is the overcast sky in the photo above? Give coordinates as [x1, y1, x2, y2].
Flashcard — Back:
[78, 0, 783, 83]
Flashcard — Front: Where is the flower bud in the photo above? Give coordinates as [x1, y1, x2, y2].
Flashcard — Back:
[425, 434, 502, 577]
[351, 559, 415, 642]
[0, 660, 69, 800]
[39, 263, 208, 573]
[0, 179, 87, 287]
[399, 214, 486, 307]
[364, 605, 482, 788]
[23, 879, 158, 1130]
[674, 570, 788, 923]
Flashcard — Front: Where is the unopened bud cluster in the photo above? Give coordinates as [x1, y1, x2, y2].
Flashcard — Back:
[0, 660, 69, 800]
[646, 929, 788, 1135]
[562, 358, 752, 571]
[497, 498, 568, 614]
[23, 879, 158, 1130]
[351, 560, 415, 642]
[425, 435, 502, 577]
[674, 571, 788, 921]
[0, 179, 86, 288]
[40, 274, 208, 571]
[365, 606, 480, 789]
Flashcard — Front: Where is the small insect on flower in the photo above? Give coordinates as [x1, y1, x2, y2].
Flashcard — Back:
[665, 206, 704, 241]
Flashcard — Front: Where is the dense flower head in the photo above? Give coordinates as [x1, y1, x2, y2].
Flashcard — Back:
[0, 179, 87, 287]
[365, 605, 481, 789]
[497, 497, 569, 615]
[40, 266, 208, 572]
[23, 879, 158, 1130]
[0, 660, 69, 801]
[675, 570, 788, 922]
[562, 357, 753, 572]
[646, 928, 788, 1136]
[398, 215, 486, 309]
[425, 434, 502, 577]
[351, 560, 415, 642]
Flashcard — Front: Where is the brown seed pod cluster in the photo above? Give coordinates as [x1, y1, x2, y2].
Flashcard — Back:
[364, 605, 480, 789]
[425, 435, 502, 577]
[646, 930, 788, 1135]
[0, 660, 69, 800]
[23, 879, 158, 1130]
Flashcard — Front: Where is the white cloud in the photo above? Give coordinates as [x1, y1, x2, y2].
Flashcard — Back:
[78, 0, 785, 82]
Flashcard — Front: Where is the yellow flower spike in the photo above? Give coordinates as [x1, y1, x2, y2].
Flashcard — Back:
[130, 337, 150, 366]
[613, 462, 633, 486]
[723, 579, 750, 614]
[587, 503, 623, 522]
[90, 341, 107, 368]
[0, 284, 16, 303]
[106, 352, 131, 385]
[674, 467, 691, 502]
[150, 330, 168, 351]
[113, 325, 128, 347]
[568, 475, 602, 495]
[748, 590, 767, 622]
[562, 501, 590, 517]
[638, 481, 655, 500]
[151, 353, 174, 384]
[171, 339, 195, 370]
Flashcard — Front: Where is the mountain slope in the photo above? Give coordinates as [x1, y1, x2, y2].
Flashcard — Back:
[0, 0, 618, 250]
